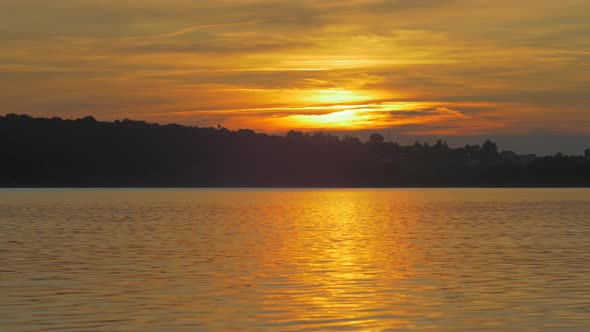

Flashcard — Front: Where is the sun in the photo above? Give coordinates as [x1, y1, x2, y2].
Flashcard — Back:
[295, 109, 360, 127]
[244, 87, 395, 130]
[282, 109, 388, 129]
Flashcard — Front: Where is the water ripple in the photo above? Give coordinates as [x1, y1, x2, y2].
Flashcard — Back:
[1, 188, 590, 331]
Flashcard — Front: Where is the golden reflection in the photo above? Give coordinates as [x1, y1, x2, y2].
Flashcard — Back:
[251, 190, 420, 329]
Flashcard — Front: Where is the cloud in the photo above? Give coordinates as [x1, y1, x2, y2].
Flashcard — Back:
[1, 0, 590, 155]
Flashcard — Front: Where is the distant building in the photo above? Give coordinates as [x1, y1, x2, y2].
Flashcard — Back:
[499, 150, 519, 160]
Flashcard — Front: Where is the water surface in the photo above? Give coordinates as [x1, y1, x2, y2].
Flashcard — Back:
[2, 188, 590, 331]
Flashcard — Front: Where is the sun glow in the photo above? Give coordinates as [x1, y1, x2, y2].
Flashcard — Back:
[218, 98, 476, 133]
[283, 109, 388, 129]
[251, 88, 392, 129]
[303, 89, 374, 104]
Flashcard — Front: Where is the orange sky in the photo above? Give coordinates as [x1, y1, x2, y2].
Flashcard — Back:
[1, 0, 589, 141]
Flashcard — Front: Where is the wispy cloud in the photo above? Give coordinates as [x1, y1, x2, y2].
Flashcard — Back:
[0, 0, 589, 141]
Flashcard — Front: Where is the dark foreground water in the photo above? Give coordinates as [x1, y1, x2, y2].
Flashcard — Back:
[1, 188, 590, 331]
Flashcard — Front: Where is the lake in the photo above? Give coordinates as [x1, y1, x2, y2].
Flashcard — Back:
[1, 188, 590, 331]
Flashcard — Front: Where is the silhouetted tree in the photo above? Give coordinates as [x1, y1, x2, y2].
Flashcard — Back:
[343, 135, 361, 145]
[1, 114, 589, 187]
[435, 139, 449, 149]
[482, 140, 498, 155]
[237, 129, 255, 136]
[369, 133, 384, 144]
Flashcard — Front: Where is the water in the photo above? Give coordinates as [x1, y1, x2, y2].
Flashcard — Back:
[1, 188, 590, 331]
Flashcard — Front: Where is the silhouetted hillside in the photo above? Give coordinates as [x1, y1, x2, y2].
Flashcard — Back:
[2, 114, 590, 187]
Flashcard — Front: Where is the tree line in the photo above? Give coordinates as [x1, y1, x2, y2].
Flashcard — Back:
[1, 113, 590, 187]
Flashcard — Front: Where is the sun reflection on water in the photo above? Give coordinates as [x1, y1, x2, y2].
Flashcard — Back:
[249, 191, 422, 329]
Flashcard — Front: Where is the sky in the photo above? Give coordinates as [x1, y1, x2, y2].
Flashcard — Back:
[1, 0, 589, 154]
